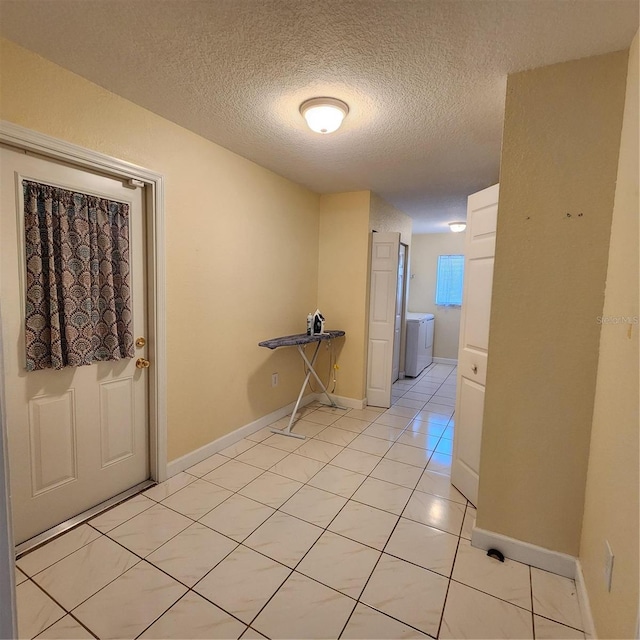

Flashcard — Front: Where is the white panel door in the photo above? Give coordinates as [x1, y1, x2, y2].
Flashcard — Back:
[367, 232, 400, 407]
[0, 145, 149, 544]
[451, 183, 499, 506]
[391, 243, 406, 383]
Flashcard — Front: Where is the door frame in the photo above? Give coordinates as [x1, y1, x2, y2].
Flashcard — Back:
[0, 120, 167, 485]
[0, 120, 167, 631]
[0, 124, 169, 539]
[0, 301, 17, 639]
[398, 242, 409, 379]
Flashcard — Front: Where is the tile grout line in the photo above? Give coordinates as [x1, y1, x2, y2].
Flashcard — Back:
[239, 483, 357, 633]
[16, 525, 103, 578]
[445, 575, 539, 615]
[533, 614, 586, 634]
[28, 470, 436, 640]
[27, 378, 428, 636]
[20, 365, 459, 640]
[209, 411, 437, 505]
[21, 568, 110, 638]
[213, 459, 374, 635]
[336, 488, 427, 639]
[435, 523, 463, 638]
[396, 369, 459, 640]
[400, 370, 574, 635]
[25, 501, 250, 636]
[530, 564, 537, 639]
[20, 525, 161, 635]
[208, 389, 449, 636]
[294, 366, 456, 637]
[131, 586, 253, 640]
[338, 364, 456, 639]
[24, 376, 374, 635]
[19, 571, 101, 639]
[129, 576, 192, 639]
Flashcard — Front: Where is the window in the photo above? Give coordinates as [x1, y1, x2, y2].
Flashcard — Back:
[435, 255, 464, 306]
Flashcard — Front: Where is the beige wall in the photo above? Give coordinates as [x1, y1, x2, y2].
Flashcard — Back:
[317, 191, 412, 400]
[579, 33, 639, 639]
[317, 192, 371, 401]
[0, 38, 321, 461]
[477, 50, 628, 556]
[408, 233, 465, 360]
[369, 192, 413, 246]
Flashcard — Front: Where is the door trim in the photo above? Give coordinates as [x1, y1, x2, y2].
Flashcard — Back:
[0, 301, 17, 639]
[0, 120, 168, 485]
[397, 242, 409, 379]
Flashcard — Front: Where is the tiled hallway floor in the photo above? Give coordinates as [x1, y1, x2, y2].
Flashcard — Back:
[16, 364, 587, 639]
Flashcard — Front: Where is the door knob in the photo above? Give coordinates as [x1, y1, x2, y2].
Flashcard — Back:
[472, 365, 478, 374]
[136, 358, 150, 369]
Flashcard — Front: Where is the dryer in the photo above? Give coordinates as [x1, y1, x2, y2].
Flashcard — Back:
[405, 312, 434, 377]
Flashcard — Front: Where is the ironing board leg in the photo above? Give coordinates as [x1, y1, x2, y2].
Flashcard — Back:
[270, 342, 321, 439]
[298, 343, 346, 410]
[270, 339, 346, 439]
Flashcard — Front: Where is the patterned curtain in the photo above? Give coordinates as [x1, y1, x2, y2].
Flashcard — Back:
[23, 180, 134, 371]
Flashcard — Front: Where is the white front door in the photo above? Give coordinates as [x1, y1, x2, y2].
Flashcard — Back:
[367, 232, 400, 407]
[451, 184, 499, 506]
[0, 145, 150, 544]
[391, 243, 406, 383]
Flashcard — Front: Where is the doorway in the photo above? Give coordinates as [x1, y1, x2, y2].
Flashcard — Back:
[0, 122, 167, 548]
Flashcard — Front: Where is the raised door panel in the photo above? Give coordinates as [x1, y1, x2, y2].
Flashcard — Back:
[468, 203, 498, 255]
[368, 340, 389, 393]
[29, 391, 78, 495]
[370, 271, 395, 326]
[100, 377, 135, 468]
[452, 378, 485, 505]
[463, 257, 494, 353]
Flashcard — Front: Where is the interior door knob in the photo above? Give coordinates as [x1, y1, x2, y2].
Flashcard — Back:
[136, 358, 150, 369]
[472, 365, 478, 374]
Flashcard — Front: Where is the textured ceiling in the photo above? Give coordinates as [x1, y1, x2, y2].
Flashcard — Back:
[0, 1, 637, 232]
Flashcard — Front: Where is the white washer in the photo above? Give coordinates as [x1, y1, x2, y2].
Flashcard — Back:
[405, 312, 435, 377]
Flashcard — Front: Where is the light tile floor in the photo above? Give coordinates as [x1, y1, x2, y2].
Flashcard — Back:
[16, 363, 587, 639]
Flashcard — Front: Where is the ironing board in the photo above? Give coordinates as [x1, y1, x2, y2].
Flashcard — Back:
[258, 330, 346, 439]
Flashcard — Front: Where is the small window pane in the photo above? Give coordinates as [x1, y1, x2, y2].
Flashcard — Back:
[435, 255, 464, 306]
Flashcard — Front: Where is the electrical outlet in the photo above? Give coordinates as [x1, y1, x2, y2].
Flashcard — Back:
[604, 540, 614, 592]
[271, 373, 279, 387]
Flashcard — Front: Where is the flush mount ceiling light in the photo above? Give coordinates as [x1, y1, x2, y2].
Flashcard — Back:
[300, 97, 349, 134]
[449, 222, 467, 233]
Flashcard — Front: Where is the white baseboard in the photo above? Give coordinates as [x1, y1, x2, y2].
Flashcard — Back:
[316, 393, 366, 410]
[166, 395, 318, 477]
[433, 357, 458, 365]
[166, 392, 365, 477]
[575, 560, 597, 639]
[471, 527, 577, 579]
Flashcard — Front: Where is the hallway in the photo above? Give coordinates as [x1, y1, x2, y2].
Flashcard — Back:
[16, 364, 586, 639]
